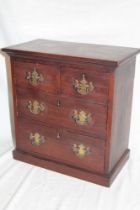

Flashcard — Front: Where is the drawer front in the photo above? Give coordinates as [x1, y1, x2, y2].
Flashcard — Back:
[16, 119, 105, 173]
[16, 88, 107, 138]
[13, 60, 59, 94]
[60, 65, 110, 104]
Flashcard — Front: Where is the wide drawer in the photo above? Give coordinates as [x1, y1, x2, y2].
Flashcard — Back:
[13, 59, 59, 94]
[16, 88, 107, 138]
[60, 64, 110, 104]
[16, 118, 105, 173]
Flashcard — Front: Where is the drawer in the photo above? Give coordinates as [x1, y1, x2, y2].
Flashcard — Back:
[13, 60, 59, 94]
[60, 64, 110, 104]
[16, 119, 105, 173]
[16, 88, 107, 138]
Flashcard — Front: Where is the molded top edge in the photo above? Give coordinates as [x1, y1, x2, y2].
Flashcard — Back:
[2, 39, 140, 67]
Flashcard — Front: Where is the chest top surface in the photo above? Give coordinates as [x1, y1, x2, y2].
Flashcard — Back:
[2, 39, 140, 67]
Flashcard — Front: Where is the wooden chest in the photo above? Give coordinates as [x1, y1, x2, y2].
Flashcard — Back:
[2, 39, 140, 187]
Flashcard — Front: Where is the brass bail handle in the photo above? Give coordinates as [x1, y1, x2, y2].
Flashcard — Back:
[27, 100, 45, 115]
[73, 73, 94, 95]
[72, 144, 91, 158]
[26, 67, 44, 86]
[72, 109, 92, 125]
[29, 132, 45, 146]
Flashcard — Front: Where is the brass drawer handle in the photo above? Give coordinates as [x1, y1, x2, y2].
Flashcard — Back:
[27, 100, 45, 114]
[26, 67, 44, 86]
[73, 73, 94, 95]
[29, 132, 45, 146]
[72, 144, 90, 158]
[72, 109, 92, 125]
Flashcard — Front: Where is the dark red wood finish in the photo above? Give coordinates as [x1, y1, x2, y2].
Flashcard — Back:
[13, 59, 60, 94]
[2, 39, 140, 187]
[16, 88, 107, 138]
[60, 64, 110, 104]
[2, 39, 140, 66]
[16, 118, 105, 173]
[106, 57, 136, 173]
[13, 149, 130, 187]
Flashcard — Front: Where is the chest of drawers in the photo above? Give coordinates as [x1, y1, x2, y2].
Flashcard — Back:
[2, 39, 139, 186]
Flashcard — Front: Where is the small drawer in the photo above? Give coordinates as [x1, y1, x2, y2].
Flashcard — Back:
[60, 64, 110, 104]
[57, 96, 107, 138]
[16, 119, 105, 173]
[16, 88, 107, 138]
[13, 59, 59, 94]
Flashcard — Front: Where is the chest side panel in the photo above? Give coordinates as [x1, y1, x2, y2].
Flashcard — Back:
[107, 57, 136, 173]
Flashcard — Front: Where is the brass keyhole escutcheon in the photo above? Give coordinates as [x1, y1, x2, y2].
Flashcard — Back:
[26, 67, 44, 86]
[27, 100, 45, 115]
[29, 132, 45, 146]
[72, 144, 90, 158]
[73, 73, 94, 95]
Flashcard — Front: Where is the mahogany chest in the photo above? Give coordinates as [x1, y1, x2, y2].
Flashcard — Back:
[2, 39, 140, 186]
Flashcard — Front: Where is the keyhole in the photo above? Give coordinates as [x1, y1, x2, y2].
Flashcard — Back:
[57, 133, 60, 139]
[57, 99, 61, 107]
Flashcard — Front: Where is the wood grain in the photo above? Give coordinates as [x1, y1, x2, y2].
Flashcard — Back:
[1, 39, 139, 186]
[2, 39, 140, 66]
[60, 63, 110, 104]
[13, 148, 130, 187]
[13, 59, 60, 94]
[106, 57, 136, 172]
[16, 118, 105, 173]
[16, 88, 107, 138]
